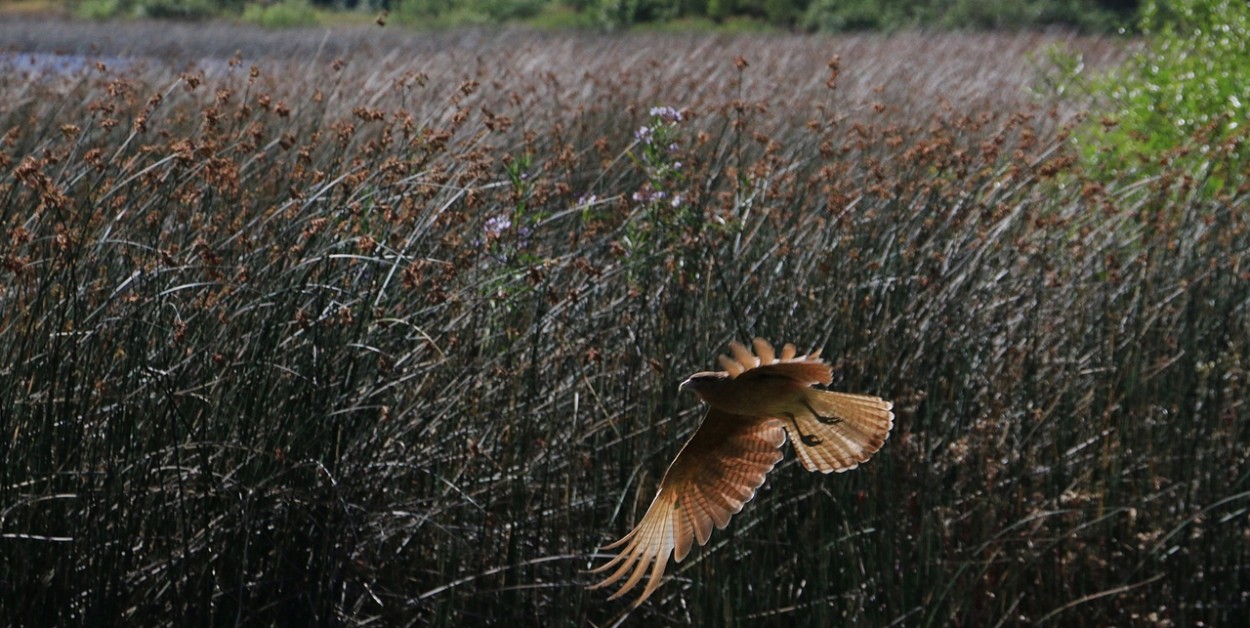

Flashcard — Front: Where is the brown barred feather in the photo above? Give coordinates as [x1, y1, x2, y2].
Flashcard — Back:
[782, 390, 894, 473]
[589, 411, 784, 606]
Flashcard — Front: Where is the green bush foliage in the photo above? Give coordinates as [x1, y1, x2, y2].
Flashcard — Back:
[394, 0, 545, 25]
[805, 0, 915, 31]
[74, 0, 129, 19]
[137, 0, 223, 19]
[243, 0, 319, 27]
[803, 0, 1130, 32]
[72, 0, 246, 19]
[1076, 0, 1250, 192]
[393, 0, 455, 19]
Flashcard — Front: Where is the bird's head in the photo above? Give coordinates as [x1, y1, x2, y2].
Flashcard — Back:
[678, 371, 731, 398]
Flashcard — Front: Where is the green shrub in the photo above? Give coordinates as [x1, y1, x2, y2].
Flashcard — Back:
[527, 2, 597, 28]
[803, 0, 1128, 33]
[591, 0, 682, 28]
[803, 0, 910, 31]
[74, 0, 132, 19]
[73, 0, 248, 20]
[937, 0, 1040, 29]
[393, 0, 456, 19]
[1077, 0, 1250, 191]
[136, 0, 224, 19]
[479, 0, 548, 21]
[242, 0, 318, 27]
[393, 0, 542, 24]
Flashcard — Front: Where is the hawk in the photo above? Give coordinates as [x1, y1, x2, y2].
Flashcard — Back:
[589, 338, 894, 606]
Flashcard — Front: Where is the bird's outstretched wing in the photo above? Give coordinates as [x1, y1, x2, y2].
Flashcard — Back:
[588, 409, 785, 606]
[782, 389, 894, 473]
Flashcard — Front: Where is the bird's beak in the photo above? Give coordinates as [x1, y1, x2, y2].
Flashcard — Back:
[678, 378, 693, 393]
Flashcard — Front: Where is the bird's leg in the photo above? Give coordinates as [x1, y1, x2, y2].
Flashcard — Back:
[803, 399, 843, 426]
[783, 413, 822, 446]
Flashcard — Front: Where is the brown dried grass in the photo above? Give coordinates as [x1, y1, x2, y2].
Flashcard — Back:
[1, 20, 1246, 626]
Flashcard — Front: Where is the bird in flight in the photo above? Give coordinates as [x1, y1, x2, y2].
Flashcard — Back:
[589, 338, 894, 606]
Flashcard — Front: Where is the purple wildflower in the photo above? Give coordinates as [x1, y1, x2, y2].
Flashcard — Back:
[649, 106, 683, 123]
[484, 214, 512, 238]
[632, 188, 670, 205]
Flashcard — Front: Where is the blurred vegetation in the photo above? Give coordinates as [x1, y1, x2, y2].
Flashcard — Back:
[802, 0, 1132, 33]
[242, 0, 318, 27]
[60, 0, 1142, 31]
[2, 21, 1248, 625]
[73, 0, 242, 20]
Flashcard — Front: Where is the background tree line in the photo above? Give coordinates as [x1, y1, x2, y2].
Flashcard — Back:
[69, 0, 1141, 31]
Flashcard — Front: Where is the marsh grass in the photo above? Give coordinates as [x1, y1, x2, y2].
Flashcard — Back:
[1, 21, 1247, 625]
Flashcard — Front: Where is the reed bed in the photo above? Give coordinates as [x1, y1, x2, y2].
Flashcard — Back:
[1, 21, 1246, 626]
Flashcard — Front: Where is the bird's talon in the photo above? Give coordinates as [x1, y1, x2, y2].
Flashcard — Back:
[804, 399, 844, 426]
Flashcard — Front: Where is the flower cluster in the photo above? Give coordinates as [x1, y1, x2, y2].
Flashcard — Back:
[635, 107, 684, 148]
[631, 188, 682, 207]
[631, 105, 688, 212]
[649, 106, 682, 123]
[483, 214, 512, 238]
[477, 212, 533, 267]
